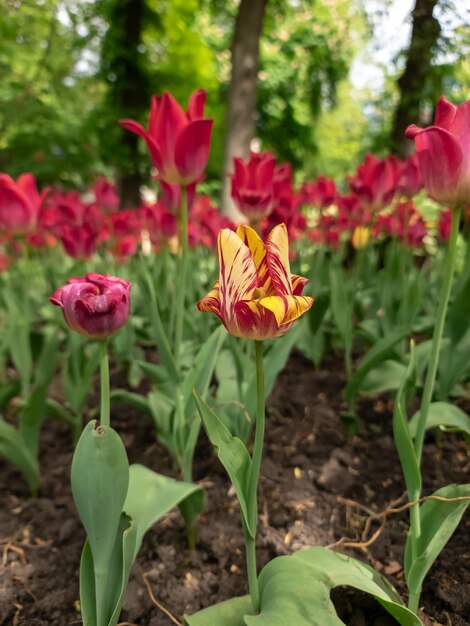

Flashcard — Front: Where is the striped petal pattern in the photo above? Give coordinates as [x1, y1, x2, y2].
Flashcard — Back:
[197, 224, 313, 340]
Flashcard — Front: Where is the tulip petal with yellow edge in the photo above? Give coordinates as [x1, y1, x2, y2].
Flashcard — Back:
[236, 224, 271, 292]
[197, 281, 221, 318]
[265, 224, 293, 295]
[258, 295, 313, 327]
[218, 229, 257, 327]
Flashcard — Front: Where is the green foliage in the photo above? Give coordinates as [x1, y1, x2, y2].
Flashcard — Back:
[185, 547, 422, 626]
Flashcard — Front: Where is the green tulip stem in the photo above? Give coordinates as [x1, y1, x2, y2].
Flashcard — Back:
[413, 204, 461, 465]
[244, 340, 265, 614]
[407, 204, 461, 613]
[174, 186, 189, 366]
[99, 338, 110, 429]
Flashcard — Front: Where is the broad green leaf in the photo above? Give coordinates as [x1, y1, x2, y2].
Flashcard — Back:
[193, 391, 254, 537]
[408, 402, 470, 439]
[244, 548, 421, 626]
[345, 327, 408, 405]
[184, 596, 252, 626]
[404, 483, 470, 596]
[0, 419, 39, 494]
[123, 463, 202, 558]
[438, 327, 470, 398]
[71, 421, 129, 601]
[79, 541, 97, 626]
[392, 346, 421, 499]
[360, 359, 408, 396]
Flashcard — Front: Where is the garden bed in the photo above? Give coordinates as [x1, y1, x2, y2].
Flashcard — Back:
[1, 351, 468, 626]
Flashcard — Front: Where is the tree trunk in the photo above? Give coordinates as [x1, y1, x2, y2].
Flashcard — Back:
[389, 0, 441, 157]
[221, 0, 268, 219]
[104, 0, 149, 208]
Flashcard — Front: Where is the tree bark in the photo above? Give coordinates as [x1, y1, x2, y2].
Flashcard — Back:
[221, 0, 268, 218]
[389, 0, 441, 157]
[104, 0, 149, 207]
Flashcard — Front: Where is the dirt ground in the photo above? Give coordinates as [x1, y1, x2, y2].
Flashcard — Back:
[1, 351, 469, 626]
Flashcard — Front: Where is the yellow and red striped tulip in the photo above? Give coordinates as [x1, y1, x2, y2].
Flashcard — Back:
[197, 223, 313, 340]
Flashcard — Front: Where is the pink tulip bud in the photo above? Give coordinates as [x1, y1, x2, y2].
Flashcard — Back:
[406, 96, 470, 208]
[50, 273, 131, 339]
[231, 152, 277, 222]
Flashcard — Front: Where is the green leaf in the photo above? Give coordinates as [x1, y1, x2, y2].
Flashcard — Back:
[392, 346, 421, 499]
[329, 263, 353, 351]
[184, 596, 252, 626]
[408, 402, 470, 439]
[139, 268, 179, 384]
[404, 483, 470, 596]
[123, 463, 202, 558]
[0, 419, 39, 494]
[33, 331, 59, 387]
[193, 391, 254, 537]
[181, 325, 227, 415]
[244, 325, 302, 419]
[18, 382, 50, 457]
[345, 327, 408, 405]
[110, 389, 152, 416]
[244, 548, 421, 626]
[359, 360, 408, 396]
[0, 379, 21, 411]
[71, 421, 129, 595]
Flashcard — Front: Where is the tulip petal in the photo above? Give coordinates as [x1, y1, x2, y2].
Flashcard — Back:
[258, 294, 313, 327]
[197, 281, 222, 318]
[235, 225, 271, 292]
[265, 223, 292, 295]
[154, 93, 188, 167]
[175, 119, 213, 184]
[232, 300, 277, 340]
[291, 274, 309, 295]
[434, 96, 457, 130]
[119, 120, 165, 173]
[218, 228, 257, 329]
[187, 90, 206, 121]
[412, 126, 463, 205]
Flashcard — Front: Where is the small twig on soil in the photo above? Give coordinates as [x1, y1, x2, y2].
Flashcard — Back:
[142, 571, 183, 626]
[330, 494, 470, 550]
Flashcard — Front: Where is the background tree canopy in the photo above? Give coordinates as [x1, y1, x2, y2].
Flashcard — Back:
[0, 0, 468, 195]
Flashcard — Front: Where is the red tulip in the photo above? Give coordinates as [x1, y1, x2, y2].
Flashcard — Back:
[0, 173, 46, 234]
[59, 224, 99, 260]
[406, 97, 470, 208]
[231, 152, 276, 222]
[348, 154, 398, 212]
[300, 176, 336, 209]
[120, 90, 213, 186]
[93, 178, 119, 211]
[396, 154, 423, 198]
[50, 273, 131, 339]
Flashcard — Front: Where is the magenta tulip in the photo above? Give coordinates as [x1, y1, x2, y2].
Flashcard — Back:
[120, 90, 213, 186]
[348, 154, 398, 212]
[406, 96, 470, 208]
[50, 273, 131, 339]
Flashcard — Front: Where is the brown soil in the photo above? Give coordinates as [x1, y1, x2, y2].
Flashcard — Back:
[0, 351, 469, 626]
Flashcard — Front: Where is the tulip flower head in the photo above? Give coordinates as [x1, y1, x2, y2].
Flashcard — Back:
[198, 223, 313, 340]
[50, 273, 131, 339]
[120, 90, 213, 186]
[406, 96, 470, 208]
[231, 152, 276, 222]
[0, 173, 45, 235]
